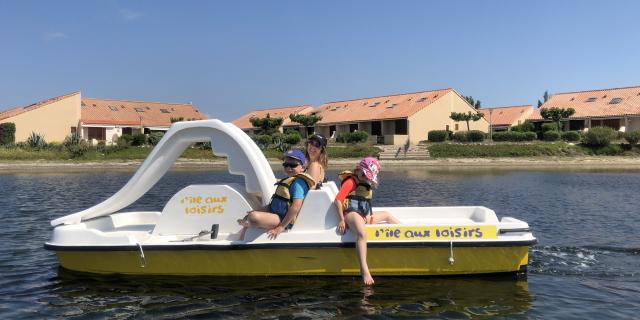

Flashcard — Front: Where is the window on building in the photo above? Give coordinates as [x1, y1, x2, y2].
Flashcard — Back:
[609, 98, 622, 104]
[70, 127, 76, 134]
[395, 119, 408, 135]
[371, 122, 382, 136]
[455, 124, 459, 131]
[417, 97, 428, 102]
[81, 102, 86, 107]
[134, 108, 145, 112]
[585, 97, 597, 102]
[87, 127, 106, 140]
[569, 120, 584, 131]
[108, 106, 119, 111]
[445, 125, 450, 131]
[349, 123, 358, 132]
[386, 103, 398, 109]
[122, 127, 133, 136]
[160, 109, 171, 113]
[329, 125, 336, 137]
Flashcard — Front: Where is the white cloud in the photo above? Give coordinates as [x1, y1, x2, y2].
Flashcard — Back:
[44, 31, 68, 42]
[119, 8, 141, 21]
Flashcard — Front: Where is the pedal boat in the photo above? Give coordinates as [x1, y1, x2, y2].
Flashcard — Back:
[45, 120, 537, 276]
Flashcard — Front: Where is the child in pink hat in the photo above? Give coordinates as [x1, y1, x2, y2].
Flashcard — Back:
[334, 157, 400, 285]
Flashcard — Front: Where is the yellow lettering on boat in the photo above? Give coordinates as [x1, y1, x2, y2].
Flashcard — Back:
[366, 225, 497, 240]
[181, 195, 226, 214]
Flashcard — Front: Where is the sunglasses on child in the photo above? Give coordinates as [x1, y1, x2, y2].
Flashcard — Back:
[306, 139, 323, 148]
[282, 162, 301, 169]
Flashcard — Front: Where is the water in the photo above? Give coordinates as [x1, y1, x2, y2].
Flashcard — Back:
[1, 167, 639, 318]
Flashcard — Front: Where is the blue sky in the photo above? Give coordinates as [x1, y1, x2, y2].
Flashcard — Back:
[1, 1, 639, 121]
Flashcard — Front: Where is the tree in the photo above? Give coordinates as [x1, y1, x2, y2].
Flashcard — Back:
[289, 113, 322, 138]
[249, 113, 284, 135]
[537, 90, 550, 108]
[464, 96, 481, 109]
[450, 111, 485, 131]
[540, 107, 575, 131]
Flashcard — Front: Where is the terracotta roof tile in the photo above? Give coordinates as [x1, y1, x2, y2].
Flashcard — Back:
[0, 91, 80, 121]
[232, 105, 314, 129]
[530, 85, 640, 120]
[480, 105, 533, 126]
[81, 98, 206, 127]
[315, 88, 453, 125]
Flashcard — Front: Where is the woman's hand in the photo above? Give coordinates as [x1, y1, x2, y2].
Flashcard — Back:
[337, 220, 347, 235]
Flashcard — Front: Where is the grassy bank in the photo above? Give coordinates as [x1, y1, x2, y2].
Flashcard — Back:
[0, 144, 381, 161]
[427, 142, 640, 158]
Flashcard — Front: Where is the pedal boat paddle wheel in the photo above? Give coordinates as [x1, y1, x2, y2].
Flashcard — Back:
[45, 120, 537, 276]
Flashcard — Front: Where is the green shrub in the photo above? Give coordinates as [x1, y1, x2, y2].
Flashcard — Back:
[327, 145, 381, 158]
[583, 126, 615, 147]
[283, 132, 301, 145]
[468, 130, 486, 142]
[511, 121, 535, 132]
[253, 134, 272, 150]
[131, 133, 147, 146]
[337, 131, 369, 143]
[452, 131, 469, 142]
[580, 144, 623, 155]
[428, 142, 577, 158]
[543, 131, 560, 141]
[26, 132, 46, 149]
[428, 130, 449, 142]
[492, 131, 538, 142]
[624, 131, 640, 146]
[118, 134, 133, 146]
[148, 132, 164, 146]
[66, 142, 90, 158]
[523, 132, 537, 141]
[63, 132, 82, 146]
[195, 141, 212, 150]
[561, 131, 581, 142]
[491, 132, 510, 142]
[0, 122, 16, 145]
[349, 131, 368, 143]
[541, 123, 558, 132]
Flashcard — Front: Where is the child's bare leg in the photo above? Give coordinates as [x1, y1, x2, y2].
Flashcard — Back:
[237, 211, 280, 241]
[371, 211, 400, 224]
[246, 210, 281, 229]
[345, 212, 374, 286]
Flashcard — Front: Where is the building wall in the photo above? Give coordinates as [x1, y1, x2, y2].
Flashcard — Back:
[408, 91, 489, 144]
[0, 94, 81, 142]
[628, 117, 640, 132]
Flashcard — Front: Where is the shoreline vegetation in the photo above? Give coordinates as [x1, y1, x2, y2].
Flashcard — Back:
[3, 157, 640, 172]
[2, 136, 640, 171]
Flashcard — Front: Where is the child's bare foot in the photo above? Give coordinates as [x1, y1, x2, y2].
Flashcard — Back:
[362, 272, 374, 286]
[237, 217, 249, 227]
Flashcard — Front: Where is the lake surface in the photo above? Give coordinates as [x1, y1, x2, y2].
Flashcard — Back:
[0, 167, 639, 319]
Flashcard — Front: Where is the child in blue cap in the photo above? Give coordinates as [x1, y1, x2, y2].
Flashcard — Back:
[237, 148, 315, 240]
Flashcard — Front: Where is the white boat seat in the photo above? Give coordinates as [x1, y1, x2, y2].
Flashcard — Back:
[291, 182, 339, 231]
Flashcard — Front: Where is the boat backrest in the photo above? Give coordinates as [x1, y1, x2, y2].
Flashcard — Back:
[152, 184, 251, 236]
[291, 181, 340, 231]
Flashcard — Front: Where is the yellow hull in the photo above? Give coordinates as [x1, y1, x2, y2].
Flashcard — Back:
[54, 246, 529, 276]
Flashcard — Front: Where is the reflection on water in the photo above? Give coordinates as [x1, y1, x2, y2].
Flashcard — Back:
[48, 271, 531, 319]
[1, 168, 639, 318]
